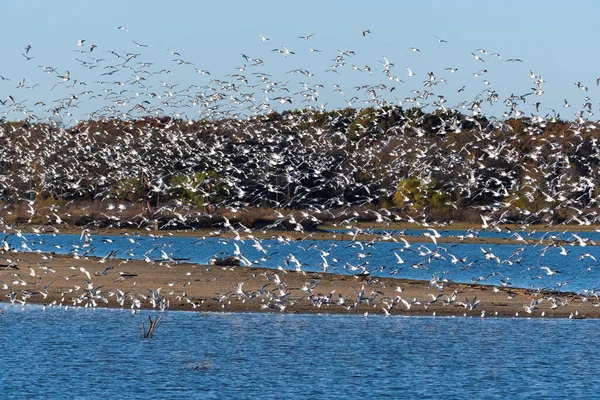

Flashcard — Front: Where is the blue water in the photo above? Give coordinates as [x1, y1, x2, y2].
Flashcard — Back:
[8, 231, 600, 293]
[1, 305, 598, 399]
[326, 226, 600, 241]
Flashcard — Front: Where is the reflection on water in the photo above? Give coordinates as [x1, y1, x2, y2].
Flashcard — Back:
[0, 305, 599, 398]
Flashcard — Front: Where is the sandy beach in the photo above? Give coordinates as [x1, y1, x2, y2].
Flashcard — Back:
[0, 250, 597, 318]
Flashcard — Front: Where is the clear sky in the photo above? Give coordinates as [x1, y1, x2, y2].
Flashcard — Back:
[1, 0, 599, 123]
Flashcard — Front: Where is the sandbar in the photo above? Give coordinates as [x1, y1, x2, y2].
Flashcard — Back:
[0, 251, 597, 318]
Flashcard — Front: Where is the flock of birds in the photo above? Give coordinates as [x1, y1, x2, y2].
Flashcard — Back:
[0, 224, 597, 318]
[1, 27, 596, 123]
[0, 27, 600, 317]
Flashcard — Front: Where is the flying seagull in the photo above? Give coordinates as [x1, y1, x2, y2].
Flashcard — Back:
[298, 33, 315, 40]
[471, 52, 485, 62]
[132, 40, 148, 48]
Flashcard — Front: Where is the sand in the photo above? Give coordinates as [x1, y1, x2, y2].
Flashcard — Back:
[0, 251, 598, 318]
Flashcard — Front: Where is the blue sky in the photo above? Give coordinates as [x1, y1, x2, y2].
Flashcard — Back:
[1, 0, 599, 123]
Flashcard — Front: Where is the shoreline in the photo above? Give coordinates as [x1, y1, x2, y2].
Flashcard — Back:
[1, 252, 598, 319]
[2, 222, 598, 247]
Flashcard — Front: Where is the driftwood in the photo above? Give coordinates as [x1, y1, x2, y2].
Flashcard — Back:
[210, 257, 240, 266]
[139, 315, 162, 339]
[184, 359, 213, 370]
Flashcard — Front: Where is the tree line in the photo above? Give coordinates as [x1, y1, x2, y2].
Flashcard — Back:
[0, 106, 597, 228]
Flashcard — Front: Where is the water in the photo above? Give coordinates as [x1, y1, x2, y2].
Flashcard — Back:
[3, 231, 599, 397]
[1, 305, 598, 399]
[325, 226, 600, 241]
[8, 232, 600, 293]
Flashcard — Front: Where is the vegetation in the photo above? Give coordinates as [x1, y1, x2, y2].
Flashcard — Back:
[169, 171, 224, 208]
[0, 107, 599, 228]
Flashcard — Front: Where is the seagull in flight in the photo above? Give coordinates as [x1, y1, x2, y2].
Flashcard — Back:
[132, 40, 148, 47]
[540, 266, 561, 276]
[362, 30, 371, 36]
[433, 34, 448, 43]
[298, 33, 315, 40]
[394, 252, 404, 264]
[272, 46, 295, 57]
[471, 52, 485, 62]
